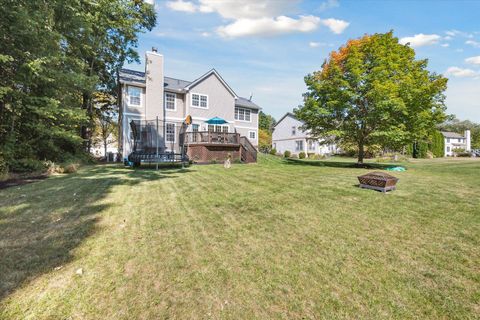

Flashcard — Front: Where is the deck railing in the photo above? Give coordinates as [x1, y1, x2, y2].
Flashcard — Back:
[185, 131, 240, 145]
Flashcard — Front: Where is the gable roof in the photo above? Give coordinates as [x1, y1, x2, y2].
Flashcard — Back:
[441, 131, 464, 139]
[274, 112, 303, 128]
[235, 97, 261, 110]
[185, 69, 238, 98]
[119, 68, 258, 108]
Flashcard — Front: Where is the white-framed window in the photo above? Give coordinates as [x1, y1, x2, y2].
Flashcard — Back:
[292, 126, 296, 136]
[447, 138, 450, 143]
[208, 124, 228, 132]
[166, 123, 175, 143]
[295, 140, 303, 151]
[447, 146, 451, 152]
[191, 124, 199, 142]
[127, 86, 141, 106]
[235, 107, 251, 122]
[249, 131, 256, 140]
[165, 92, 176, 110]
[308, 140, 315, 151]
[191, 93, 208, 108]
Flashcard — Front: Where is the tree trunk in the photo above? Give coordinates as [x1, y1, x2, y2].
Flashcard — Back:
[358, 141, 365, 164]
[104, 139, 108, 161]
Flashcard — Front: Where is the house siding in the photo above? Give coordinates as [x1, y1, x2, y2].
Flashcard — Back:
[186, 73, 235, 123]
[272, 113, 338, 156]
[119, 54, 261, 160]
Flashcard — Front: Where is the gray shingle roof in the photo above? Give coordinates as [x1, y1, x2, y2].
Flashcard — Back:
[164, 76, 191, 91]
[119, 68, 261, 110]
[274, 112, 302, 127]
[235, 97, 261, 110]
[441, 131, 464, 139]
[119, 69, 146, 84]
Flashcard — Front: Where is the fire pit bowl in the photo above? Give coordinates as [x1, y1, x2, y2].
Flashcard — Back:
[358, 171, 399, 193]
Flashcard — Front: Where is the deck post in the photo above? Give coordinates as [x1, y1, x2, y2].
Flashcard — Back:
[156, 116, 159, 170]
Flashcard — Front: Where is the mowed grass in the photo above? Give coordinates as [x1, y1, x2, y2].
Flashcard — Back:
[0, 156, 479, 319]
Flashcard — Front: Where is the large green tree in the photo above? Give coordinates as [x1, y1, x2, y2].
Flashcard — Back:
[0, 0, 155, 172]
[295, 31, 448, 163]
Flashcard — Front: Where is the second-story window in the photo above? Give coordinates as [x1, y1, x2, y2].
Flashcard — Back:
[165, 92, 176, 110]
[292, 126, 296, 136]
[235, 107, 251, 121]
[192, 93, 208, 108]
[128, 86, 141, 106]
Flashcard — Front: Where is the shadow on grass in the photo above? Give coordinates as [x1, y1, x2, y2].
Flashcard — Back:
[0, 164, 191, 302]
[284, 158, 400, 170]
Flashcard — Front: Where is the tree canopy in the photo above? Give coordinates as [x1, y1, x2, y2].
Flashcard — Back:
[258, 111, 276, 153]
[295, 31, 448, 163]
[0, 0, 155, 173]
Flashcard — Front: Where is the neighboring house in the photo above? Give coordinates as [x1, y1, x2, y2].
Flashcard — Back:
[441, 130, 471, 156]
[272, 113, 339, 156]
[118, 49, 260, 163]
[91, 132, 118, 160]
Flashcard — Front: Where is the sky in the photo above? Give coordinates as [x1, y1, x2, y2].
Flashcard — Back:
[128, 0, 480, 122]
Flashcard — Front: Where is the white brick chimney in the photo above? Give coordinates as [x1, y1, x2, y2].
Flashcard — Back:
[465, 130, 471, 151]
[145, 49, 164, 120]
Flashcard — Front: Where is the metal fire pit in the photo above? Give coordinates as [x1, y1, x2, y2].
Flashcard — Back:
[358, 171, 399, 193]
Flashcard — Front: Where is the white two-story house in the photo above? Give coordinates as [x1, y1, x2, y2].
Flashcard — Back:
[272, 113, 339, 156]
[442, 130, 471, 156]
[118, 49, 260, 164]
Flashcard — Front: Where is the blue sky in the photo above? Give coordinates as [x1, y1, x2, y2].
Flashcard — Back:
[128, 0, 480, 122]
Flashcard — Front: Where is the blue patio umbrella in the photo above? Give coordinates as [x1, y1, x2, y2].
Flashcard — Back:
[205, 117, 228, 125]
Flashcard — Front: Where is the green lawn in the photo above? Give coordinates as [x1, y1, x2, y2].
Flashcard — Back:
[1, 156, 479, 319]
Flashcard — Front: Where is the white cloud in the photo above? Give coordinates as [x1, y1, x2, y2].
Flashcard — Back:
[466, 40, 480, 48]
[217, 15, 321, 38]
[200, 31, 211, 37]
[399, 34, 441, 47]
[445, 29, 474, 39]
[166, 0, 197, 13]
[318, 0, 339, 11]
[444, 36, 452, 41]
[465, 56, 480, 65]
[165, 0, 349, 38]
[440, 43, 449, 47]
[199, 0, 296, 19]
[445, 67, 479, 78]
[308, 41, 334, 48]
[320, 18, 349, 34]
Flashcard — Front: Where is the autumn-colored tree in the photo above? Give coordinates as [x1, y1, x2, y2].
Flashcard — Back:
[295, 31, 448, 163]
[258, 129, 272, 153]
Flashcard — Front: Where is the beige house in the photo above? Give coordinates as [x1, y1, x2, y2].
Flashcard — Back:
[118, 49, 260, 164]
